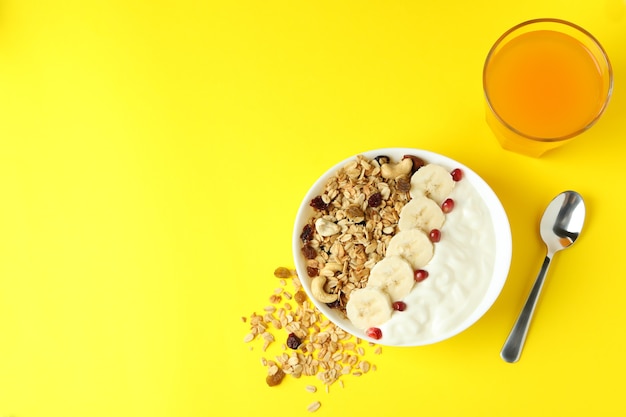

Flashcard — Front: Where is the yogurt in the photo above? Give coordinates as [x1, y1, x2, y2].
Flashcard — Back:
[379, 176, 496, 345]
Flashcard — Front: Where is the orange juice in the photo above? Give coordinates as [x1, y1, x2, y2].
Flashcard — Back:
[483, 20, 612, 157]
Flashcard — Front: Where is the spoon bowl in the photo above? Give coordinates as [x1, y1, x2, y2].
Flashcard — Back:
[541, 191, 585, 254]
[501, 190, 586, 363]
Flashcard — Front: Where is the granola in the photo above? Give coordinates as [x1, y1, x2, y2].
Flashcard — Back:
[299, 155, 412, 314]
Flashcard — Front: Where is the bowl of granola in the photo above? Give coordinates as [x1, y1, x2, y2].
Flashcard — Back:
[292, 148, 512, 346]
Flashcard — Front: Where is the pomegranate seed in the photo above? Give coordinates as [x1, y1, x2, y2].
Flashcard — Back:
[429, 229, 441, 242]
[414, 269, 429, 282]
[451, 168, 463, 182]
[392, 301, 407, 311]
[441, 198, 455, 213]
[366, 327, 383, 340]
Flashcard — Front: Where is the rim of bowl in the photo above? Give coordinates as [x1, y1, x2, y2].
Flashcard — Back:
[292, 148, 512, 346]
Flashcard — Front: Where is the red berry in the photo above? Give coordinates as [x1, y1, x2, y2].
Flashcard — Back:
[429, 229, 441, 242]
[392, 301, 407, 311]
[414, 269, 429, 282]
[451, 168, 463, 182]
[366, 327, 383, 340]
[441, 198, 455, 213]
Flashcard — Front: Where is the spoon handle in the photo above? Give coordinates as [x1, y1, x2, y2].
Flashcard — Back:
[501, 254, 552, 363]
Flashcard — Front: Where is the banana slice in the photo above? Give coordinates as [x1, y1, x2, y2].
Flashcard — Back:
[366, 255, 415, 301]
[398, 195, 445, 233]
[386, 228, 434, 270]
[346, 287, 393, 329]
[410, 164, 455, 205]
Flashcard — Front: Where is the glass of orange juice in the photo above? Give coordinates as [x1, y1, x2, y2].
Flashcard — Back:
[483, 18, 613, 157]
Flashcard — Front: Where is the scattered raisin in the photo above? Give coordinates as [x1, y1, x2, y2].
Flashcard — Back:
[294, 290, 308, 304]
[396, 176, 411, 193]
[307, 266, 319, 277]
[286, 333, 302, 349]
[273, 267, 293, 278]
[368, 192, 383, 208]
[266, 368, 286, 387]
[309, 196, 328, 211]
[300, 223, 314, 242]
[301, 244, 317, 260]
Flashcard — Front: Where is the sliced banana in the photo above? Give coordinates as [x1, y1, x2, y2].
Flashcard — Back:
[366, 255, 415, 301]
[410, 163, 455, 205]
[386, 228, 434, 270]
[398, 195, 445, 233]
[345, 287, 393, 329]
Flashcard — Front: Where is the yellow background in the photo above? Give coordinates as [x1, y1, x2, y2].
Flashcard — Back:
[1, 1, 625, 416]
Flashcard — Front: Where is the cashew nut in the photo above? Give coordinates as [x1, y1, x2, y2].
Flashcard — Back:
[381, 158, 413, 179]
[315, 217, 341, 237]
[311, 275, 338, 303]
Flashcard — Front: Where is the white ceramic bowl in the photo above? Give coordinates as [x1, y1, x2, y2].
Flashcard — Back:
[292, 148, 511, 346]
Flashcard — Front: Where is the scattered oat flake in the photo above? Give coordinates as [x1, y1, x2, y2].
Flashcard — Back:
[305, 385, 317, 393]
[307, 401, 321, 412]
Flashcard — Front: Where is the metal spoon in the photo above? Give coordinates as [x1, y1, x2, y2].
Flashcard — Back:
[501, 191, 586, 363]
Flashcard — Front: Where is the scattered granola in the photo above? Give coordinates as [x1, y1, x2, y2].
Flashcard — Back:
[242, 266, 382, 411]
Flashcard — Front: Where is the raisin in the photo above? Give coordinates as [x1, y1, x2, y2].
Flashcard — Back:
[368, 192, 383, 208]
[346, 205, 364, 221]
[301, 244, 317, 259]
[307, 266, 319, 277]
[396, 176, 411, 193]
[326, 299, 341, 309]
[273, 267, 293, 278]
[294, 290, 308, 304]
[309, 196, 328, 211]
[287, 333, 301, 349]
[300, 223, 314, 242]
[266, 368, 286, 387]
